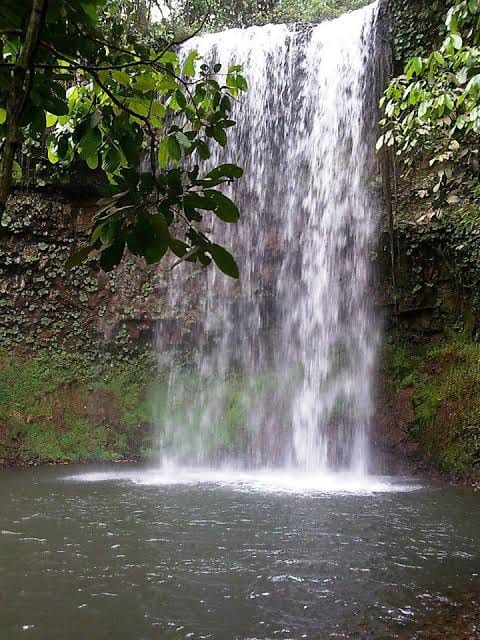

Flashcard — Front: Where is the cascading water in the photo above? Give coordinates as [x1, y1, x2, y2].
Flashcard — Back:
[155, 2, 382, 475]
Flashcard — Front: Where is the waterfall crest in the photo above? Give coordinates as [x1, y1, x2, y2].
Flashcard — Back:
[155, 3, 381, 475]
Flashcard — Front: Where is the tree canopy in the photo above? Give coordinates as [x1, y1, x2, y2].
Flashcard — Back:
[0, 0, 248, 277]
[161, 0, 371, 32]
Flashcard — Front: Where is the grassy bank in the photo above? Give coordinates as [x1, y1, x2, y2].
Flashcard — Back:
[0, 348, 276, 466]
[384, 337, 480, 480]
[0, 349, 158, 465]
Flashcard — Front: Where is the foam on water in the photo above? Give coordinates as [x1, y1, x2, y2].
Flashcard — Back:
[65, 468, 422, 495]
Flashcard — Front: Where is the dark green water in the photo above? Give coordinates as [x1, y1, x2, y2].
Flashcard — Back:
[0, 465, 479, 639]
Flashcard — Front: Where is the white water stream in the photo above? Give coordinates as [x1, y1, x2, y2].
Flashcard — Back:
[155, 3, 382, 479]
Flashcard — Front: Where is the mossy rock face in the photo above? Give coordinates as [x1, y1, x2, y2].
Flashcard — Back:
[0, 192, 179, 355]
[0, 192, 275, 357]
[0, 191, 285, 466]
[375, 0, 480, 481]
[390, 0, 452, 72]
[382, 338, 480, 480]
[377, 166, 480, 339]
[0, 191, 213, 465]
[0, 349, 158, 465]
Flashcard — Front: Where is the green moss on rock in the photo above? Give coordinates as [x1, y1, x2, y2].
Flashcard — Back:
[0, 349, 158, 465]
[384, 338, 480, 479]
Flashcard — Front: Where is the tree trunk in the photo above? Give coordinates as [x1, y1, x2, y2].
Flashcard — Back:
[0, 0, 47, 216]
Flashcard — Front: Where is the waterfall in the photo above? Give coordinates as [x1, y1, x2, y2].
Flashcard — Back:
[155, 3, 381, 475]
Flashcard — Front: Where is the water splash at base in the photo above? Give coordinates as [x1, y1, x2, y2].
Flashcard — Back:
[66, 467, 422, 495]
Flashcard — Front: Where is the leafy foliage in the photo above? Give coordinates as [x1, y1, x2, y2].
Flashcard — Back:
[379, 0, 480, 208]
[0, 0, 248, 277]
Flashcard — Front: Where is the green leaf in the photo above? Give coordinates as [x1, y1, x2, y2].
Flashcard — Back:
[197, 142, 210, 160]
[150, 214, 171, 240]
[158, 137, 170, 168]
[118, 128, 141, 164]
[99, 239, 125, 272]
[134, 74, 157, 93]
[451, 33, 463, 50]
[112, 69, 131, 86]
[103, 146, 122, 174]
[175, 89, 187, 109]
[126, 213, 170, 264]
[206, 164, 243, 180]
[167, 135, 181, 162]
[151, 103, 166, 118]
[78, 127, 101, 160]
[150, 102, 166, 126]
[12, 160, 22, 182]
[0, 108, 7, 124]
[144, 240, 168, 264]
[127, 99, 150, 117]
[206, 190, 240, 222]
[169, 238, 189, 257]
[175, 131, 192, 148]
[184, 193, 217, 211]
[47, 145, 59, 164]
[126, 216, 150, 256]
[412, 57, 423, 74]
[211, 126, 227, 147]
[80, 0, 97, 24]
[208, 243, 239, 278]
[406, 57, 423, 80]
[86, 154, 99, 170]
[43, 93, 69, 116]
[198, 251, 212, 267]
[33, 82, 68, 115]
[46, 112, 58, 127]
[445, 94, 455, 111]
[90, 222, 107, 245]
[97, 221, 118, 247]
[159, 51, 179, 66]
[235, 75, 248, 91]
